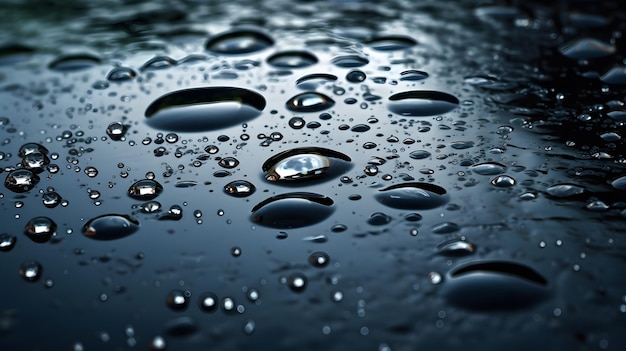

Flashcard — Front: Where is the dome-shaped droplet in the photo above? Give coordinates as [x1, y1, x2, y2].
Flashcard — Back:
[128, 179, 163, 200]
[22, 153, 50, 173]
[331, 55, 369, 68]
[400, 70, 429, 81]
[205, 29, 274, 54]
[106, 122, 127, 140]
[218, 157, 239, 169]
[267, 51, 318, 68]
[308, 251, 330, 268]
[431, 221, 460, 234]
[19, 261, 43, 282]
[409, 150, 431, 159]
[287, 273, 307, 292]
[263, 147, 351, 182]
[18, 143, 49, 157]
[436, 239, 476, 257]
[224, 180, 256, 197]
[546, 184, 585, 198]
[0, 233, 17, 252]
[167, 290, 189, 311]
[24, 216, 56, 243]
[4, 169, 40, 193]
[366, 35, 417, 51]
[145, 87, 266, 132]
[367, 212, 392, 226]
[469, 162, 506, 175]
[42, 191, 62, 208]
[388, 90, 459, 116]
[559, 38, 615, 60]
[106, 66, 136, 82]
[140, 56, 177, 71]
[251, 192, 335, 229]
[199, 292, 219, 312]
[286, 92, 335, 112]
[491, 175, 516, 187]
[49, 53, 101, 72]
[82, 214, 140, 241]
[295, 73, 338, 90]
[611, 176, 626, 190]
[442, 261, 549, 310]
[375, 182, 450, 210]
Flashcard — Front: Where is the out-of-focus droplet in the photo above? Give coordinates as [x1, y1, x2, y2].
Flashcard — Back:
[205, 28, 274, 54]
[287, 273, 307, 292]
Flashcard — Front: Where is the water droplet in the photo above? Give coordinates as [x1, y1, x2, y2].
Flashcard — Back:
[21, 153, 50, 173]
[205, 28, 274, 54]
[436, 239, 476, 257]
[287, 273, 307, 292]
[4, 169, 40, 193]
[84, 166, 98, 178]
[546, 184, 585, 198]
[559, 38, 615, 60]
[49, 53, 101, 72]
[399, 70, 429, 81]
[388, 90, 459, 116]
[375, 182, 450, 210]
[351, 124, 370, 132]
[611, 176, 626, 190]
[367, 212, 392, 226]
[490, 175, 516, 187]
[309, 251, 330, 268]
[251, 192, 335, 229]
[286, 92, 335, 112]
[295, 73, 337, 90]
[106, 122, 127, 141]
[331, 55, 369, 68]
[442, 261, 549, 310]
[408, 150, 431, 159]
[18, 143, 48, 157]
[19, 261, 43, 282]
[128, 179, 163, 200]
[431, 221, 460, 234]
[288, 117, 306, 129]
[263, 147, 351, 182]
[145, 87, 266, 132]
[160, 205, 183, 221]
[346, 70, 366, 83]
[106, 66, 136, 82]
[140, 56, 177, 71]
[267, 50, 318, 68]
[367, 35, 417, 51]
[0, 233, 17, 252]
[150, 336, 166, 350]
[199, 292, 219, 312]
[167, 290, 188, 311]
[82, 214, 140, 241]
[24, 216, 56, 243]
[140, 201, 161, 213]
[231, 246, 241, 257]
[165, 316, 198, 337]
[224, 180, 256, 197]
[469, 162, 506, 175]
[218, 157, 239, 169]
[429, 272, 443, 285]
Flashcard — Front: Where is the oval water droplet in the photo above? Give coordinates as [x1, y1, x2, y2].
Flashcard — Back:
[82, 214, 140, 241]
[295, 73, 337, 90]
[49, 53, 101, 72]
[436, 239, 476, 257]
[375, 182, 450, 210]
[367, 212, 392, 226]
[24, 216, 56, 243]
[286, 92, 335, 112]
[346, 70, 366, 83]
[600, 66, 626, 85]
[251, 192, 335, 229]
[0, 233, 17, 252]
[546, 184, 585, 198]
[408, 150, 431, 159]
[432, 221, 460, 234]
[366, 35, 417, 51]
[611, 176, 626, 190]
[267, 51, 318, 68]
[559, 38, 615, 60]
[19, 261, 43, 282]
[388, 90, 459, 116]
[262, 147, 351, 182]
[145, 87, 266, 132]
[42, 191, 62, 208]
[140, 56, 177, 71]
[128, 179, 163, 200]
[400, 70, 429, 81]
[443, 261, 549, 310]
[469, 162, 506, 175]
[331, 55, 369, 68]
[205, 28, 274, 54]
[491, 175, 516, 187]
[224, 180, 256, 197]
[106, 66, 136, 82]
[5, 169, 37, 194]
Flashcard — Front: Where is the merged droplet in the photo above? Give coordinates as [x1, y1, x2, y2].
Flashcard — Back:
[469, 162, 506, 175]
[388, 90, 459, 116]
[128, 179, 163, 200]
[375, 182, 450, 210]
[408, 150, 431, 159]
[286, 92, 335, 112]
[48, 53, 101, 72]
[24, 216, 56, 243]
[263, 147, 351, 182]
[145, 87, 266, 132]
[366, 35, 417, 51]
[224, 180, 256, 197]
[82, 214, 140, 241]
[250, 192, 335, 228]
[559, 38, 615, 60]
[140, 56, 177, 71]
[442, 261, 549, 310]
[205, 28, 274, 54]
[267, 51, 318, 68]
[4, 169, 40, 193]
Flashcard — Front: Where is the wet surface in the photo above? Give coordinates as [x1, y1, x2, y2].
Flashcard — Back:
[1, 0, 626, 350]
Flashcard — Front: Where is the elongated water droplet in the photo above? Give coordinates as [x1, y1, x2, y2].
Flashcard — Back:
[296, 73, 337, 90]
[388, 90, 459, 116]
[611, 176, 626, 190]
[49, 53, 100, 71]
[267, 50, 318, 68]
[224, 180, 256, 197]
[546, 184, 585, 198]
[400, 70, 429, 81]
[375, 182, 450, 210]
[286, 92, 335, 112]
[251, 192, 334, 229]
[559, 38, 615, 60]
[106, 66, 136, 82]
[366, 35, 417, 51]
[331, 55, 369, 68]
[82, 214, 140, 241]
[436, 239, 476, 257]
[205, 29, 274, 54]
[263, 147, 351, 182]
[469, 162, 506, 175]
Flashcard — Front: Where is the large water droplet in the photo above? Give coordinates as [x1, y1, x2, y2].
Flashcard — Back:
[601, 66, 626, 85]
[224, 180, 256, 197]
[128, 179, 163, 200]
[559, 38, 615, 60]
[366, 35, 417, 51]
[331, 55, 369, 68]
[82, 214, 140, 241]
[263, 147, 351, 182]
[4, 169, 40, 193]
[375, 182, 450, 210]
[286, 92, 335, 112]
[469, 162, 506, 175]
[48, 53, 101, 72]
[145, 87, 266, 132]
[251, 192, 335, 229]
[19, 261, 43, 282]
[205, 28, 274, 54]
[18, 143, 48, 157]
[546, 184, 585, 198]
[442, 261, 549, 310]
[24, 216, 56, 243]
[388, 91, 459, 116]
[267, 51, 318, 68]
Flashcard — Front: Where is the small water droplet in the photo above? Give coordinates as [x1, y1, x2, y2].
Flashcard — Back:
[267, 50, 318, 68]
[140, 55, 177, 71]
[106, 122, 127, 141]
[218, 157, 240, 169]
[199, 292, 219, 312]
[469, 162, 506, 175]
[490, 175, 516, 187]
[0, 233, 17, 252]
[437, 239, 476, 257]
[367, 35, 417, 51]
[19, 260, 43, 282]
[287, 273, 307, 292]
[24, 216, 56, 243]
[128, 179, 163, 200]
[49, 53, 101, 72]
[346, 70, 366, 83]
[367, 212, 392, 226]
[399, 70, 429, 81]
[308, 251, 330, 268]
[295, 73, 338, 90]
[559, 38, 615, 60]
[106, 66, 136, 82]
[167, 290, 189, 311]
[546, 184, 585, 198]
[431, 221, 460, 234]
[286, 92, 335, 112]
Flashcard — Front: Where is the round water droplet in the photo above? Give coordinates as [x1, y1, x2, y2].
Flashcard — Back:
[106, 66, 136, 82]
[199, 292, 219, 312]
[375, 182, 450, 210]
[388, 90, 459, 116]
[42, 191, 62, 208]
[611, 176, 626, 190]
[205, 28, 274, 54]
[263, 147, 351, 182]
[286, 92, 335, 112]
[491, 175, 516, 187]
[559, 38, 615, 60]
[24, 216, 56, 243]
[469, 162, 506, 175]
[346, 70, 366, 83]
[251, 192, 335, 229]
[0, 233, 17, 252]
[224, 180, 256, 197]
[145, 87, 266, 132]
[267, 51, 318, 68]
[367, 212, 392, 226]
[4, 169, 40, 193]
[49, 53, 101, 72]
[288, 117, 305, 129]
[167, 290, 188, 311]
[442, 261, 549, 310]
[331, 55, 369, 68]
[218, 157, 239, 169]
[128, 179, 163, 200]
[309, 251, 330, 268]
[400, 70, 429, 81]
[82, 214, 140, 241]
[295, 73, 338, 90]
[287, 273, 307, 292]
[106, 122, 127, 140]
[546, 184, 585, 198]
[19, 261, 43, 282]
